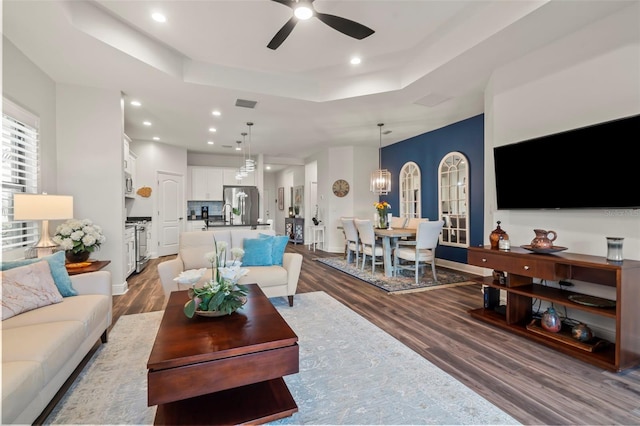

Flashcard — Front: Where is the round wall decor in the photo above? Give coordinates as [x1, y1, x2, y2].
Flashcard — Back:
[332, 179, 350, 197]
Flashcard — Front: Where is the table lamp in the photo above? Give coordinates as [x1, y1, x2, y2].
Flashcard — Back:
[13, 193, 74, 258]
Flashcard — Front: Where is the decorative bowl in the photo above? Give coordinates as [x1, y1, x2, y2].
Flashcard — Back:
[194, 296, 247, 317]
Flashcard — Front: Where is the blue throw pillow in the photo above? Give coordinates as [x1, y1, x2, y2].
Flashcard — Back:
[0, 251, 77, 297]
[242, 237, 274, 266]
[260, 233, 288, 266]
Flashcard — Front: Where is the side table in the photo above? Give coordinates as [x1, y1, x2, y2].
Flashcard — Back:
[65, 260, 111, 275]
[307, 225, 325, 251]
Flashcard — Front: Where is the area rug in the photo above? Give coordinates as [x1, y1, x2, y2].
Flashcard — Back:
[44, 292, 518, 425]
[316, 256, 476, 294]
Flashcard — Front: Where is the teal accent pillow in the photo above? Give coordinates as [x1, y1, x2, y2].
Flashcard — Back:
[260, 233, 288, 266]
[242, 237, 274, 266]
[0, 251, 77, 297]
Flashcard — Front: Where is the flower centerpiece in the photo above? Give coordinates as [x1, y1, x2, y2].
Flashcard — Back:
[183, 237, 248, 318]
[52, 218, 106, 263]
[374, 201, 391, 229]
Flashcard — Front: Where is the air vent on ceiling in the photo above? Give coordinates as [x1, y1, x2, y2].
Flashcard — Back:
[235, 99, 258, 109]
[221, 145, 233, 149]
[414, 92, 452, 108]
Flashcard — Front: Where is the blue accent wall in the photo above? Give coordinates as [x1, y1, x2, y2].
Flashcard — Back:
[380, 114, 484, 264]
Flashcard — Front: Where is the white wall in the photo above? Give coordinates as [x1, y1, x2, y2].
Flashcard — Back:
[485, 3, 640, 342]
[485, 3, 640, 262]
[2, 38, 60, 261]
[129, 140, 188, 258]
[56, 84, 126, 292]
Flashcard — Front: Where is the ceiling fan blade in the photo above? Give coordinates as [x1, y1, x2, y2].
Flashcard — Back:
[315, 12, 374, 40]
[267, 17, 298, 50]
[270, 0, 295, 8]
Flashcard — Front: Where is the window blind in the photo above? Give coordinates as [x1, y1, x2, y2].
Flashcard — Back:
[2, 98, 40, 251]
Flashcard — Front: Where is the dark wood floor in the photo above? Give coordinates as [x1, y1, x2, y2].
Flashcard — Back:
[115, 243, 640, 425]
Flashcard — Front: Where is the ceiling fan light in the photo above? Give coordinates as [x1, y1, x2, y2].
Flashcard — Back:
[294, 5, 313, 20]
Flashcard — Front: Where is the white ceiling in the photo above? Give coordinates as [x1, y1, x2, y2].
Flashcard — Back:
[3, 0, 633, 167]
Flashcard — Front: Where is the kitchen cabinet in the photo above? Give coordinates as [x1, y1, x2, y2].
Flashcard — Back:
[124, 226, 136, 277]
[190, 166, 223, 200]
[187, 221, 206, 232]
[467, 245, 640, 372]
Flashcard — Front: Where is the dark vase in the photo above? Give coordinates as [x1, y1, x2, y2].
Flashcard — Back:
[65, 250, 90, 263]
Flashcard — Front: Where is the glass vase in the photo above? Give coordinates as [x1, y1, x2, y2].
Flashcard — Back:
[378, 212, 387, 229]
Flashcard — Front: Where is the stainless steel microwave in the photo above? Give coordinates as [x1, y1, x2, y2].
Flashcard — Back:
[125, 171, 133, 196]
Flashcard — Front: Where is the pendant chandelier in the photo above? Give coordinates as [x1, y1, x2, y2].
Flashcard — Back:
[235, 139, 246, 180]
[245, 122, 255, 172]
[370, 123, 391, 194]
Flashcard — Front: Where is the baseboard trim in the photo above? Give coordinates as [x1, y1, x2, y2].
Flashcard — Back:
[112, 281, 128, 296]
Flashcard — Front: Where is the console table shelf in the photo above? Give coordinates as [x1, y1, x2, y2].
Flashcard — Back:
[467, 246, 640, 372]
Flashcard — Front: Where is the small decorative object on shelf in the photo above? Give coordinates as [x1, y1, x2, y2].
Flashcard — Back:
[374, 201, 390, 229]
[531, 229, 557, 249]
[572, 322, 594, 342]
[541, 306, 562, 333]
[312, 204, 322, 226]
[606, 236, 624, 262]
[53, 218, 106, 263]
[489, 221, 507, 250]
[183, 236, 248, 318]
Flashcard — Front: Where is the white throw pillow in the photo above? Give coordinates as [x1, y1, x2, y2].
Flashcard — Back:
[1, 260, 63, 320]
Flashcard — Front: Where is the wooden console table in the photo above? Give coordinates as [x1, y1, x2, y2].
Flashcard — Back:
[467, 246, 640, 372]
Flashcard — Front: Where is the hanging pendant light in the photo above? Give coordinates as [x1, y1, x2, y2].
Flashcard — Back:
[239, 133, 248, 178]
[370, 123, 391, 194]
[235, 140, 245, 180]
[245, 122, 255, 172]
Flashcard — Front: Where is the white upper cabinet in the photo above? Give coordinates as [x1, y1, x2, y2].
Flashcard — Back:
[190, 166, 223, 200]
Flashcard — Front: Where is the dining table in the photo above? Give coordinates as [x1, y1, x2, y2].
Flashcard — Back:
[373, 227, 417, 277]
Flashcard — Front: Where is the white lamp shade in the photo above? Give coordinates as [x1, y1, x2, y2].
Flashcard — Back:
[13, 194, 74, 220]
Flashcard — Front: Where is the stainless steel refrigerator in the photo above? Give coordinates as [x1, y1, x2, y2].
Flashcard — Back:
[223, 186, 259, 225]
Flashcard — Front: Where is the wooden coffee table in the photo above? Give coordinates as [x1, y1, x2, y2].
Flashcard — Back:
[147, 284, 299, 425]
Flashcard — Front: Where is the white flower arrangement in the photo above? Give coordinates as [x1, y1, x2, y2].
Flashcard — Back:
[52, 218, 106, 254]
[184, 236, 248, 318]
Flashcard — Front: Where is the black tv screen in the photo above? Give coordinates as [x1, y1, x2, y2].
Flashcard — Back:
[494, 114, 640, 209]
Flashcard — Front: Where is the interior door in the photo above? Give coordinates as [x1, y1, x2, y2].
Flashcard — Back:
[157, 171, 184, 256]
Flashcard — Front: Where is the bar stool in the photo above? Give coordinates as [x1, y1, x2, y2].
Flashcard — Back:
[307, 225, 325, 251]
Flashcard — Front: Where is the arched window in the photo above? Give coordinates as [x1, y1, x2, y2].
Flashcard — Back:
[399, 162, 421, 219]
[438, 152, 469, 247]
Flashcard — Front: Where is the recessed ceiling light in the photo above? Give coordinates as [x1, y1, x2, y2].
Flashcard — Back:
[266, 165, 271, 170]
[350, 57, 361, 65]
[212, 110, 221, 116]
[152, 12, 166, 23]
[143, 121, 152, 126]
[207, 141, 214, 145]
[153, 136, 160, 141]
[130, 100, 141, 107]
[209, 127, 217, 132]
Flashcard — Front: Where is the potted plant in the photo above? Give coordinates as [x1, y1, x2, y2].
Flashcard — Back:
[183, 237, 248, 318]
[52, 218, 106, 263]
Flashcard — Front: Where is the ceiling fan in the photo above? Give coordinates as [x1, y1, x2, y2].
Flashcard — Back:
[267, 0, 375, 50]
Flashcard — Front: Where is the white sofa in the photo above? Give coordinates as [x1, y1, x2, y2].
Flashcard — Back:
[158, 229, 303, 306]
[2, 270, 113, 425]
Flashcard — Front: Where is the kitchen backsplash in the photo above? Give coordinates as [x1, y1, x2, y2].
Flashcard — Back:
[187, 200, 223, 218]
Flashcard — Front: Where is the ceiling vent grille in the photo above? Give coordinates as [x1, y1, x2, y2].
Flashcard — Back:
[235, 99, 258, 109]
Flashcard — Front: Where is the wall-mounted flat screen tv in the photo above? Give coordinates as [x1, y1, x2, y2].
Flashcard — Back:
[494, 114, 640, 210]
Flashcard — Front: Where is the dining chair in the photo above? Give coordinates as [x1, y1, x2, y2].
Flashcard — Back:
[389, 216, 408, 229]
[354, 219, 384, 275]
[394, 220, 444, 283]
[340, 217, 361, 268]
[405, 217, 429, 229]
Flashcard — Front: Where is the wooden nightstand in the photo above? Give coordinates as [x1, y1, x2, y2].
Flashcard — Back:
[65, 260, 111, 276]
